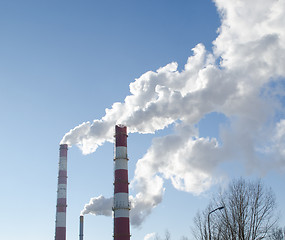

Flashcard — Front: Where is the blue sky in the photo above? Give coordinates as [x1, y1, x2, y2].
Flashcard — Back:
[1, 0, 285, 240]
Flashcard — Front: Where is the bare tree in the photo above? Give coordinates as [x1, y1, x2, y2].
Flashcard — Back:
[155, 230, 171, 240]
[193, 208, 210, 240]
[155, 234, 161, 240]
[193, 178, 278, 240]
[267, 227, 285, 240]
[180, 237, 190, 240]
[164, 230, 171, 240]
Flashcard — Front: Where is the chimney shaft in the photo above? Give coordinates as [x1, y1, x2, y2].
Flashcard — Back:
[79, 215, 84, 240]
[113, 125, 130, 240]
[55, 144, 68, 240]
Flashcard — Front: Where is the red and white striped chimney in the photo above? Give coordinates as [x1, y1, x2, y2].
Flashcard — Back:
[113, 125, 130, 240]
[55, 144, 68, 240]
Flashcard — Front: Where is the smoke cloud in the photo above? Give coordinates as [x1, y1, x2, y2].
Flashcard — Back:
[144, 233, 156, 240]
[81, 195, 112, 216]
[62, 0, 285, 226]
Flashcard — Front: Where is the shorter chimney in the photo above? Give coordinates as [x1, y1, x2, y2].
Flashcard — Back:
[79, 215, 84, 240]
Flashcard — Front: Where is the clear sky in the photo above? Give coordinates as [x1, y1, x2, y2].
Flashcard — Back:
[1, 0, 285, 240]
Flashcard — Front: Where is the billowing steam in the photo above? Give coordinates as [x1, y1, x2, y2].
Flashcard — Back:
[81, 195, 112, 216]
[62, 0, 285, 226]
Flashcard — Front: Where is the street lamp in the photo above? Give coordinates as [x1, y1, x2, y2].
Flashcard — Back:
[208, 206, 225, 240]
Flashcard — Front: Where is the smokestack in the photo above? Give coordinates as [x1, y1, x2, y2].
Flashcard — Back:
[79, 215, 84, 240]
[55, 144, 68, 240]
[113, 125, 130, 240]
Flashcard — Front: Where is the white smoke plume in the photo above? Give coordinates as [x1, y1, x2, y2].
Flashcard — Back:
[144, 233, 156, 240]
[81, 195, 112, 216]
[62, 0, 285, 226]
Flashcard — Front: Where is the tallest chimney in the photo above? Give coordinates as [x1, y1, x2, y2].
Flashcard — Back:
[113, 125, 130, 240]
[55, 144, 68, 240]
